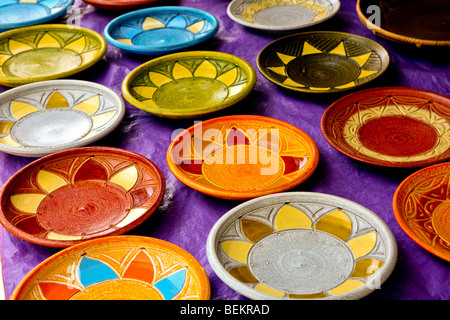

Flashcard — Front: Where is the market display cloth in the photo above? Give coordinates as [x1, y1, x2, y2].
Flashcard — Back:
[1, 0, 450, 300]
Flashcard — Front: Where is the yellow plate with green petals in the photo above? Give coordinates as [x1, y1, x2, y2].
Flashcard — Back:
[207, 192, 397, 300]
[122, 51, 257, 119]
[0, 24, 107, 87]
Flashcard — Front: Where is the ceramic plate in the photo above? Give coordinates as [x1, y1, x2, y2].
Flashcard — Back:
[0, 80, 125, 157]
[122, 51, 256, 119]
[257, 31, 390, 93]
[0, 24, 107, 87]
[0, 147, 165, 248]
[167, 115, 319, 200]
[82, 0, 161, 10]
[0, 0, 74, 32]
[10, 235, 210, 300]
[357, 0, 450, 47]
[207, 192, 397, 300]
[227, 0, 340, 32]
[321, 87, 450, 168]
[104, 6, 219, 55]
[393, 163, 450, 262]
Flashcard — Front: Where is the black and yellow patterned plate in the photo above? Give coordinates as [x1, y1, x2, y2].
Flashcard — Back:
[257, 31, 390, 93]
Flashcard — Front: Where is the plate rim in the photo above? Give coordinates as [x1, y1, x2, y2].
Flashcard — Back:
[166, 115, 320, 200]
[320, 86, 450, 168]
[122, 51, 257, 119]
[227, 0, 341, 32]
[0, 0, 74, 31]
[356, 0, 450, 47]
[10, 235, 211, 300]
[256, 30, 390, 94]
[206, 191, 398, 300]
[104, 6, 219, 55]
[0, 79, 126, 157]
[0, 24, 107, 87]
[393, 162, 450, 262]
[0, 146, 166, 248]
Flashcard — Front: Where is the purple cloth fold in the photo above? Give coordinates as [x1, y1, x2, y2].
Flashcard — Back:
[0, 0, 449, 300]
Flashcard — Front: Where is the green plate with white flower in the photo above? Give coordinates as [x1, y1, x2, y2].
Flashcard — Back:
[121, 51, 257, 119]
[206, 192, 397, 300]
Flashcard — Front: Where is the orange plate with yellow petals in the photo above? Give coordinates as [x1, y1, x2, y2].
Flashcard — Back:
[207, 192, 397, 300]
[393, 162, 450, 262]
[167, 115, 319, 200]
[0, 24, 106, 87]
[0, 147, 165, 248]
[10, 235, 210, 300]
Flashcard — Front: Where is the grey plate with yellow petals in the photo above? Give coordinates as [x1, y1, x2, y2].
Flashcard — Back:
[206, 192, 397, 300]
[0, 80, 125, 157]
[257, 31, 390, 93]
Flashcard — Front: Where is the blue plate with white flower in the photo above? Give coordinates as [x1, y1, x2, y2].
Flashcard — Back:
[0, 0, 74, 32]
[104, 6, 219, 55]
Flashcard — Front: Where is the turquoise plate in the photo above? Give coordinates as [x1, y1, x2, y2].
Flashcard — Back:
[104, 6, 219, 55]
[0, 0, 74, 32]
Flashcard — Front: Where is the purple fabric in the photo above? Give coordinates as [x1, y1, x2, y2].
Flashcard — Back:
[1, 0, 449, 300]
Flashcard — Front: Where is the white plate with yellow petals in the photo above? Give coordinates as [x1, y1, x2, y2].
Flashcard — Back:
[0, 147, 165, 248]
[0, 24, 106, 87]
[122, 51, 256, 119]
[206, 192, 397, 300]
[227, 0, 340, 32]
[0, 80, 125, 157]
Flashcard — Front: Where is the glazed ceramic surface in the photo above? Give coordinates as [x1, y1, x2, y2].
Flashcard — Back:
[321, 87, 450, 168]
[0, 80, 125, 157]
[227, 0, 340, 32]
[0, 147, 165, 248]
[207, 192, 397, 300]
[357, 0, 450, 47]
[10, 236, 210, 300]
[167, 115, 319, 200]
[104, 6, 219, 55]
[122, 51, 256, 118]
[257, 31, 389, 93]
[0, 0, 73, 31]
[393, 163, 450, 262]
[82, 0, 161, 10]
[0, 24, 107, 87]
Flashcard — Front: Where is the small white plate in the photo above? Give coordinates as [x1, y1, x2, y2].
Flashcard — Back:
[227, 0, 340, 32]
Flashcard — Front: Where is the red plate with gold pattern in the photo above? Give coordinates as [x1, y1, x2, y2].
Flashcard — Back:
[321, 87, 450, 167]
[393, 162, 450, 262]
[0, 147, 165, 248]
[167, 115, 319, 200]
[10, 236, 210, 300]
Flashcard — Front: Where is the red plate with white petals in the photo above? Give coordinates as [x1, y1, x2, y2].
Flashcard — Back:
[167, 115, 319, 200]
[0, 147, 165, 248]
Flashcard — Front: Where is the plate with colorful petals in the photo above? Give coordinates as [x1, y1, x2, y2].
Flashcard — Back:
[10, 236, 210, 300]
[207, 192, 397, 300]
[122, 51, 256, 119]
[167, 115, 319, 200]
[82, 0, 162, 11]
[0, 24, 107, 87]
[0, 80, 125, 157]
[0, 147, 165, 248]
[104, 6, 219, 55]
[0, 0, 74, 32]
[257, 31, 390, 93]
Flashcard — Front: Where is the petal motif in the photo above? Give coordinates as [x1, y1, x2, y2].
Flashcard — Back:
[347, 231, 377, 259]
[122, 250, 155, 284]
[328, 279, 365, 296]
[74, 158, 108, 182]
[221, 241, 253, 264]
[109, 165, 138, 191]
[166, 16, 187, 29]
[72, 95, 100, 115]
[11, 101, 40, 120]
[37, 33, 61, 49]
[255, 283, 284, 297]
[153, 269, 186, 300]
[228, 266, 258, 283]
[186, 20, 205, 34]
[115, 208, 148, 228]
[351, 258, 384, 278]
[45, 92, 69, 109]
[226, 128, 249, 146]
[282, 156, 308, 175]
[315, 210, 352, 242]
[37, 170, 68, 194]
[216, 68, 237, 86]
[172, 63, 193, 80]
[38, 282, 80, 300]
[77, 257, 119, 288]
[194, 60, 217, 78]
[10, 193, 46, 213]
[274, 205, 312, 231]
[142, 17, 165, 30]
[241, 219, 273, 243]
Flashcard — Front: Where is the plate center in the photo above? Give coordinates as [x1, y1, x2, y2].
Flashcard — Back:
[10, 108, 93, 148]
[37, 180, 131, 236]
[252, 5, 316, 27]
[132, 28, 195, 47]
[153, 78, 229, 110]
[286, 54, 361, 88]
[2, 48, 82, 78]
[248, 229, 354, 295]
[0, 4, 49, 24]
[357, 115, 439, 157]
